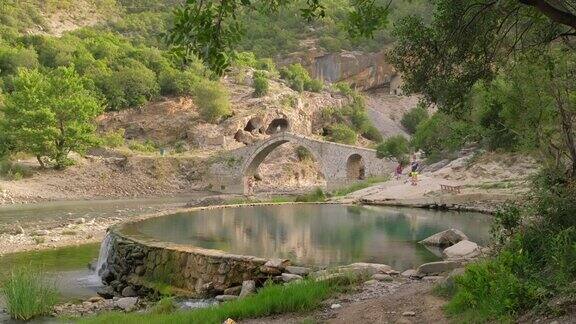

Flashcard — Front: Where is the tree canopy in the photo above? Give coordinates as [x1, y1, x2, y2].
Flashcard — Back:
[167, 0, 392, 75]
[0, 67, 103, 168]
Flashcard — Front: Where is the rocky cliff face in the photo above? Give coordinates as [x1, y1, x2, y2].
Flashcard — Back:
[281, 48, 402, 92]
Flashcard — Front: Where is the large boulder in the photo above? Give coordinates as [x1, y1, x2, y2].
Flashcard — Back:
[285, 266, 311, 276]
[442, 240, 480, 259]
[419, 229, 468, 247]
[114, 297, 138, 311]
[416, 261, 461, 276]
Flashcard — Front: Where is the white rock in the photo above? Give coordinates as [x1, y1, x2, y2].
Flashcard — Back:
[402, 311, 416, 316]
[215, 295, 238, 302]
[330, 303, 342, 309]
[281, 273, 303, 283]
[114, 297, 138, 311]
[422, 276, 444, 281]
[419, 229, 468, 247]
[372, 274, 393, 282]
[32, 229, 50, 236]
[340, 263, 392, 276]
[401, 269, 418, 278]
[442, 240, 480, 259]
[239, 280, 256, 298]
[417, 261, 461, 276]
[264, 258, 291, 269]
[285, 265, 311, 276]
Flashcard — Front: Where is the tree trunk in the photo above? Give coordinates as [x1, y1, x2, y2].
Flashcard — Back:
[554, 90, 576, 178]
[36, 156, 45, 168]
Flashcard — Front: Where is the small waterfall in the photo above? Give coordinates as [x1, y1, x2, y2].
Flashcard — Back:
[96, 231, 113, 276]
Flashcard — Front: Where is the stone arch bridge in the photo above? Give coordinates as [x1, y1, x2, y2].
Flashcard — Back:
[209, 132, 393, 194]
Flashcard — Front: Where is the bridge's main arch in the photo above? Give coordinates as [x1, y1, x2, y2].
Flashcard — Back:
[208, 132, 393, 194]
[242, 134, 328, 193]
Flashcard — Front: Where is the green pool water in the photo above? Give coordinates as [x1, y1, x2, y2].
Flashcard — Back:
[120, 204, 491, 270]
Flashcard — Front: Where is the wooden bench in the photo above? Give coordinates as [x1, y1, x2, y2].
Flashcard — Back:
[440, 184, 462, 194]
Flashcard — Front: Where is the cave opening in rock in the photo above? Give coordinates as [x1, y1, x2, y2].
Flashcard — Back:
[346, 154, 365, 180]
[265, 118, 289, 135]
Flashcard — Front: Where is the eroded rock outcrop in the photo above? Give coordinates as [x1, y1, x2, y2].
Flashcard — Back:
[282, 49, 401, 91]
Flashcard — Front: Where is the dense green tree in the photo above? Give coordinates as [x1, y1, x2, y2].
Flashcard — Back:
[326, 123, 357, 144]
[389, 0, 576, 173]
[167, 0, 392, 75]
[376, 135, 410, 162]
[0, 45, 39, 76]
[401, 103, 429, 134]
[472, 49, 576, 174]
[0, 67, 103, 168]
[193, 79, 231, 123]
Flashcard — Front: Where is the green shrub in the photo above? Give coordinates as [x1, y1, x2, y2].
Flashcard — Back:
[446, 167, 576, 322]
[412, 112, 479, 160]
[234, 51, 258, 68]
[295, 146, 313, 161]
[172, 140, 189, 154]
[0, 45, 39, 76]
[1, 268, 58, 320]
[445, 250, 542, 322]
[159, 68, 199, 96]
[128, 140, 157, 153]
[376, 135, 410, 161]
[252, 70, 269, 97]
[295, 188, 326, 202]
[361, 125, 383, 142]
[305, 78, 323, 92]
[0, 159, 31, 180]
[193, 79, 231, 123]
[280, 63, 319, 92]
[335, 82, 354, 97]
[255, 58, 277, 74]
[151, 297, 177, 315]
[326, 123, 357, 145]
[401, 103, 429, 134]
[101, 129, 126, 148]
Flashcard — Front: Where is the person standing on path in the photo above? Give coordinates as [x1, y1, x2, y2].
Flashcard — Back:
[410, 156, 420, 186]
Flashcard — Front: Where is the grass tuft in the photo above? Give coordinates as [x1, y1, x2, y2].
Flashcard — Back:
[80, 277, 355, 324]
[331, 176, 390, 197]
[0, 268, 58, 320]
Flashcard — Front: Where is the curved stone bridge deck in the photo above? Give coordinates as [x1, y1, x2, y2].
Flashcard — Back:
[209, 132, 393, 194]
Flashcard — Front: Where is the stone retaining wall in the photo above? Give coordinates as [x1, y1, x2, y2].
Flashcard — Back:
[101, 228, 270, 297]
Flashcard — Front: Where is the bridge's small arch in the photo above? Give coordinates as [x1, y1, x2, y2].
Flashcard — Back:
[346, 154, 365, 180]
[242, 135, 326, 194]
[244, 117, 264, 133]
[265, 118, 289, 135]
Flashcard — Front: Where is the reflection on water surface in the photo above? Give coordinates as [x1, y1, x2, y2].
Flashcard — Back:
[121, 204, 491, 270]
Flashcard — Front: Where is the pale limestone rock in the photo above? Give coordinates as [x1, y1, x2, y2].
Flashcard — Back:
[372, 273, 393, 282]
[216, 295, 238, 302]
[285, 265, 311, 276]
[114, 297, 138, 311]
[239, 280, 256, 298]
[442, 240, 480, 259]
[419, 229, 468, 247]
[416, 261, 461, 276]
[281, 273, 303, 282]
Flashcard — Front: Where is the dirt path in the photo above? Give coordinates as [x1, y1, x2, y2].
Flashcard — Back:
[243, 279, 448, 324]
[327, 281, 447, 324]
